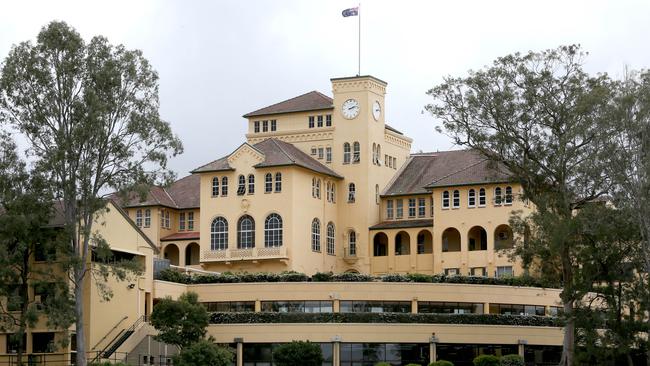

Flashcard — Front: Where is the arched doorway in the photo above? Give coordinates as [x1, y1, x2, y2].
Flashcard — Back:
[494, 224, 514, 250]
[163, 243, 179, 266]
[442, 228, 461, 252]
[416, 230, 433, 254]
[395, 231, 410, 255]
[185, 242, 200, 265]
[373, 232, 388, 256]
[468, 226, 487, 251]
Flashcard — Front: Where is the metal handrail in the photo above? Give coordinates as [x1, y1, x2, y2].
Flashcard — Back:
[91, 315, 128, 350]
[91, 315, 148, 363]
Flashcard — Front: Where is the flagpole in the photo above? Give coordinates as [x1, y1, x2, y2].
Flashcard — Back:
[358, 3, 361, 76]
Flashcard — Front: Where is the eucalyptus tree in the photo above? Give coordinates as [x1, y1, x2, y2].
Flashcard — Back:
[0, 21, 182, 365]
[426, 45, 617, 365]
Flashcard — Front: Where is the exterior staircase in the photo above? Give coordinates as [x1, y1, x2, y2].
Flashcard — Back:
[91, 315, 148, 363]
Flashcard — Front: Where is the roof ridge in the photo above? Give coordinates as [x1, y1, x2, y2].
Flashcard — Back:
[430, 158, 488, 185]
[270, 138, 296, 163]
[244, 90, 332, 117]
[381, 155, 414, 195]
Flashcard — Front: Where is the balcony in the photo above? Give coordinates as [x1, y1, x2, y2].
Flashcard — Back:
[201, 246, 288, 263]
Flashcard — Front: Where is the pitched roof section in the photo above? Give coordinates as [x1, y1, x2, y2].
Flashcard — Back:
[161, 231, 200, 242]
[190, 156, 234, 174]
[383, 150, 512, 196]
[369, 219, 433, 230]
[117, 174, 201, 209]
[243, 91, 333, 118]
[252, 138, 343, 179]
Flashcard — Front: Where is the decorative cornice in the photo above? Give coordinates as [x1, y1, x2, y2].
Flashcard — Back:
[247, 129, 334, 144]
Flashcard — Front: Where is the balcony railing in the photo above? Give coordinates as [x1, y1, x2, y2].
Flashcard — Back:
[201, 246, 288, 262]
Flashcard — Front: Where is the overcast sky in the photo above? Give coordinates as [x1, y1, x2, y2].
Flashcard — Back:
[1, 0, 649, 177]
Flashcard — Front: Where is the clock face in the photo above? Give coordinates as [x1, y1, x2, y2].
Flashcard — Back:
[372, 101, 381, 121]
[342, 99, 360, 119]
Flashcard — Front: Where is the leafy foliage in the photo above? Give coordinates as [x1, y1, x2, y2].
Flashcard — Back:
[272, 341, 323, 366]
[209, 312, 561, 327]
[472, 354, 500, 366]
[499, 354, 524, 366]
[150, 292, 208, 349]
[429, 361, 454, 366]
[173, 339, 233, 366]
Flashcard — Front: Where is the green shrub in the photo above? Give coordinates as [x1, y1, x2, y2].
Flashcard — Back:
[473, 354, 500, 366]
[311, 272, 334, 281]
[331, 272, 374, 282]
[374, 363, 392, 366]
[173, 340, 233, 366]
[272, 341, 323, 366]
[405, 363, 422, 366]
[90, 362, 132, 366]
[500, 354, 524, 366]
[429, 361, 454, 366]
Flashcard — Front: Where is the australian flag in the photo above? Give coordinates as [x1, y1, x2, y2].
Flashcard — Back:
[342, 7, 359, 17]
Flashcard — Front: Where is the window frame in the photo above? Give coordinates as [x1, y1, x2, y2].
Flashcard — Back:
[343, 143, 351, 164]
[265, 173, 273, 193]
[468, 188, 476, 207]
[221, 177, 228, 196]
[237, 215, 255, 249]
[264, 213, 283, 248]
[275, 172, 282, 192]
[348, 183, 356, 203]
[247, 174, 255, 194]
[210, 217, 228, 251]
[212, 176, 220, 197]
[442, 191, 450, 209]
[479, 187, 486, 207]
[326, 222, 335, 255]
[311, 218, 321, 252]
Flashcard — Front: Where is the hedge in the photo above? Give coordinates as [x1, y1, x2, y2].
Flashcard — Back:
[208, 312, 562, 327]
[156, 269, 558, 289]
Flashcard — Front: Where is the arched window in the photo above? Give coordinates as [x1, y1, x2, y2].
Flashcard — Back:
[312, 178, 316, 197]
[442, 191, 450, 208]
[237, 215, 255, 249]
[343, 143, 351, 164]
[221, 177, 228, 196]
[326, 182, 331, 202]
[275, 172, 282, 192]
[237, 175, 246, 195]
[326, 222, 335, 255]
[144, 209, 151, 228]
[348, 231, 356, 256]
[494, 187, 503, 205]
[505, 186, 513, 204]
[468, 189, 476, 207]
[377, 144, 381, 164]
[352, 142, 360, 163]
[210, 217, 228, 250]
[264, 213, 283, 247]
[452, 190, 460, 208]
[311, 218, 321, 252]
[248, 174, 255, 194]
[479, 188, 486, 206]
[348, 183, 356, 203]
[265, 173, 273, 193]
[136, 209, 143, 227]
[316, 179, 321, 199]
[212, 177, 220, 197]
[372, 143, 377, 165]
[331, 184, 336, 203]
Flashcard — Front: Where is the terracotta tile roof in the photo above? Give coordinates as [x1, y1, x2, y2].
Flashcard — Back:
[116, 174, 201, 209]
[383, 150, 511, 196]
[160, 231, 200, 242]
[193, 138, 343, 179]
[243, 91, 333, 118]
[253, 139, 343, 179]
[369, 219, 433, 230]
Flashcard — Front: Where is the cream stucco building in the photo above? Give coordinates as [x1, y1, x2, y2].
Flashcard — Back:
[0, 75, 563, 366]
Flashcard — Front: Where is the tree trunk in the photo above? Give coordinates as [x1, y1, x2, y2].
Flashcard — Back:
[75, 265, 87, 366]
[559, 245, 574, 366]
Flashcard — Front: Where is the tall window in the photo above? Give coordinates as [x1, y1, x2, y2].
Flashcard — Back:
[372, 143, 377, 165]
[430, 196, 434, 217]
[331, 183, 336, 203]
[348, 183, 356, 203]
[237, 215, 255, 249]
[312, 178, 316, 197]
[452, 190, 460, 208]
[262, 120, 268, 132]
[144, 209, 151, 228]
[248, 174, 255, 194]
[165, 211, 170, 229]
[494, 187, 503, 205]
[326, 222, 335, 255]
[479, 188, 486, 206]
[254, 121, 260, 133]
[343, 143, 351, 164]
[396, 199, 403, 218]
[352, 142, 360, 163]
[325, 114, 332, 126]
[349, 231, 356, 256]
[136, 209, 142, 227]
[270, 119, 277, 131]
[187, 212, 194, 231]
[221, 177, 228, 196]
[212, 177, 219, 196]
[265, 173, 273, 193]
[211, 217, 228, 250]
[505, 186, 513, 204]
[418, 198, 426, 217]
[326, 182, 332, 202]
[318, 147, 324, 159]
[179, 212, 186, 231]
[442, 191, 450, 208]
[311, 218, 321, 252]
[387, 200, 394, 219]
[237, 175, 246, 195]
[326, 147, 332, 163]
[408, 198, 416, 217]
[468, 189, 476, 207]
[375, 184, 379, 204]
[317, 115, 323, 127]
[264, 214, 283, 247]
[275, 172, 282, 192]
[315, 179, 321, 199]
[308, 116, 315, 128]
